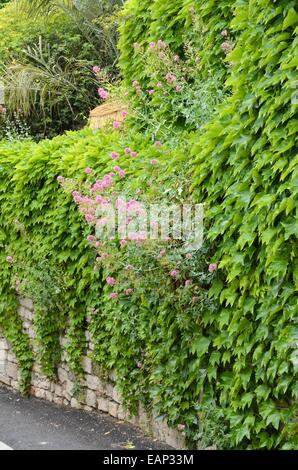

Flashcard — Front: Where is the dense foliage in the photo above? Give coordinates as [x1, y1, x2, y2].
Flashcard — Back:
[0, 0, 120, 139]
[190, 0, 298, 449]
[0, 0, 297, 450]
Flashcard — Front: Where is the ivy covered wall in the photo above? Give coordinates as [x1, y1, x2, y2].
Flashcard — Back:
[0, 0, 297, 450]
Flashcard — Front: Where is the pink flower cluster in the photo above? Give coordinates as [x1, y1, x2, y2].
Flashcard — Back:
[165, 73, 176, 84]
[98, 88, 109, 100]
[208, 263, 218, 273]
[106, 276, 116, 286]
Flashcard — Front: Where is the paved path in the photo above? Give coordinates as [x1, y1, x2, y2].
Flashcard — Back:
[0, 387, 171, 450]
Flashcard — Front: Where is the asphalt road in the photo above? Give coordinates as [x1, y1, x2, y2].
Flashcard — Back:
[0, 387, 171, 450]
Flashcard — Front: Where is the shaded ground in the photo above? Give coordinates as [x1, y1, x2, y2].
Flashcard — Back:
[0, 387, 171, 450]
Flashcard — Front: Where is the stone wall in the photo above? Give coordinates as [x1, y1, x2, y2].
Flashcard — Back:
[0, 297, 186, 449]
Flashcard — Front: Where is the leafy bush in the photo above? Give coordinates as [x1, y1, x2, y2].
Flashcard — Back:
[0, 0, 120, 138]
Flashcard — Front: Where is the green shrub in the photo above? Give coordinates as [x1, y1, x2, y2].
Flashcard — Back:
[118, 0, 235, 138]
[0, 1, 120, 139]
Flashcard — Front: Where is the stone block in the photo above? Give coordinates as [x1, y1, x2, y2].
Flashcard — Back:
[53, 396, 63, 406]
[0, 374, 11, 386]
[86, 389, 97, 408]
[84, 406, 93, 412]
[57, 367, 68, 383]
[7, 353, 17, 363]
[86, 374, 101, 391]
[45, 391, 53, 402]
[105, 382, 114, 398]
[0, 338, 9, 351]
[108, 401, 119, 418]
[34, 388, 46, 400]
[97, 397, 109, 413]
[117, 404, 126, 421]
[70, 397, 82, 409]
[82, 356, 92, 374]
[65, 380, 75, 396]
[10, 380, 19, 390]
[112, 386, 122, 404]
[54, 384, 63, 397]
[6, 362, 18, 381]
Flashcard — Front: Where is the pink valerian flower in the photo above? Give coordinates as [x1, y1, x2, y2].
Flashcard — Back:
[84, 167, 93, 174]
[170, 270, 179, 278]
[185, 280, 192, 287]
[221, 29, 228, 37]
[92, 66, 100, 74]
[150, 159, 158, 165]
[149, 41, 156, 49]
[113, 166, 121, 172]
[0, 105, 7, 114]
[154, 140, 162, 147]
[87, 235, 96, 242]
[174, 55, 180, 62]
[220, 42, 233, 53]
[98, 88, 109, 99]
[85, 213, 94, 223]
[208, 263, 218, 273]
[136, 361, 143, 369]
[113, 121, 121, 129]
[121, 111, 128, 118]
[118, 169, 126, 178]
[57, 175, 64, 184]
[102, 174, 113, 188]
[175, 85, 183, 92]
[165, 73, 176, 84]
[111, 151, 119, 160]
[133, 42, 140, 49]
[120, 239, 127, 248]
[159, 249, 166, 257]
[95, 241, 101, 247]
[124, 147, 131, 154]
[106, 276, 116, 286]
[156, 82, 162, 88]
[109, 292, 118, 299]
[125, 288, 134, 295]
[147, 89, 154, 95]
[157, 39, 166, 49]
[159, 52, 166, 60]
[6, 256, 14, 264]
[97, 252, 109, 261]
[132, 80, 139, 87]
[130, 151, 138, 158]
